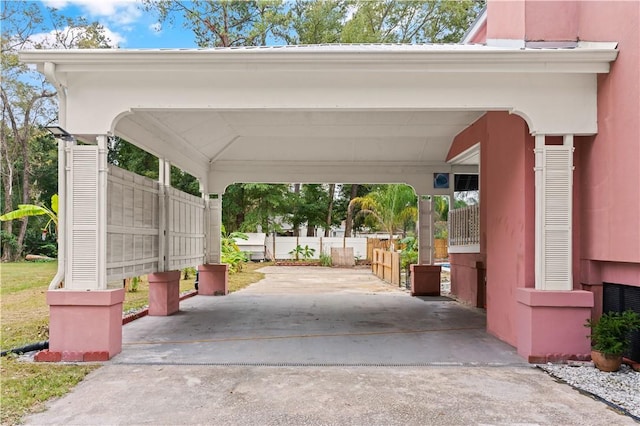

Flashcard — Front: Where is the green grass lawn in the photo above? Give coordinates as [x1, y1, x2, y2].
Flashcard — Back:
[0, 260, 268, 425]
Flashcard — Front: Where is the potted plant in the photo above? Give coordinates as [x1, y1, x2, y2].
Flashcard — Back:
[585, 310, 640, 372]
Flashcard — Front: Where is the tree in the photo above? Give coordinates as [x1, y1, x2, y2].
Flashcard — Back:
[1, 0, 115, 260]
[222, 183, 291, 234]
[108, 137, 200, 196]
[349, 184, 417, 250]
[142, 0, 290, 47]
[341, 0, 483, 43]
[288, 0, 347, 44]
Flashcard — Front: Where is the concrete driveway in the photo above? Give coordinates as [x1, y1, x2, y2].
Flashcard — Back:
[114, 266, 522, 366]
[23, 267, 636, 425]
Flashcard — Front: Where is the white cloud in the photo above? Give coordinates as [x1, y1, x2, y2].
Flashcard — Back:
[25, 26, 124, 49]
[42, 0, 143, 27]
[41, 0, 71, 8]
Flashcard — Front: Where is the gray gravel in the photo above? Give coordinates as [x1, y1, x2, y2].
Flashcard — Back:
[540, 363, 640, 420]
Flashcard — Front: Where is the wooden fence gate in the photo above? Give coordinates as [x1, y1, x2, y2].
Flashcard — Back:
[371, 248, 401, 286]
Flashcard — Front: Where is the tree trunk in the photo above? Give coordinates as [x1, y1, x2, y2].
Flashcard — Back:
[0, 118, 14, 260]
[324, 183, 335, 237]
[16, 132, 30, 255]
[306, 224, 315, 237]
[235, 185, 245, 231]
[344, 184, 359, 237]
[293, 183, 300, 237]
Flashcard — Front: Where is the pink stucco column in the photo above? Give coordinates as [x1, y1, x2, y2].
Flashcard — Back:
[148, 270, 181, 316]
[198, 264, 228, 296]
[47, 288, 125, 359]
[410, 265, 441, 297]
[516, 288, 593, 363]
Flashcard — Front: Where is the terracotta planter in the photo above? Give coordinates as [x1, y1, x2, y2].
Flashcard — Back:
[591, 350, 622, 372]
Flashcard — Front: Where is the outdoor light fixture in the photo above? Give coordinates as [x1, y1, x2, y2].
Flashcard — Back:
[44, 125, 75, 141]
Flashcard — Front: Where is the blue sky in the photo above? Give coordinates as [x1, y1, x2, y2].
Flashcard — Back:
[38, 0, 199, 48]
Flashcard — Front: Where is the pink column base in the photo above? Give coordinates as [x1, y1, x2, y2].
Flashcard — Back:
[47, 289, 125, 359]
[148, 271, 181, 316]
[198, 264, 229, 295]
[516, 288, 594, 363]
[410, 265, 441, 297]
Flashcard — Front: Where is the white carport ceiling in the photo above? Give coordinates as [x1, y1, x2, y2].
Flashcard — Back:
[119, 110, 484, 163]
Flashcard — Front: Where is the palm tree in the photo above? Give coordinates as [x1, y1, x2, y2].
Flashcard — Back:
[348, 184, 417, 251]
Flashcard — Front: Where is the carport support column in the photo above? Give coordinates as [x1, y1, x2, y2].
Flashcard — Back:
[411, 196, 441, 297]
[148, 158, 181, 316]
[516, 134, 593, 363]
[44, 135, 124, 362]
[198, 194, 228, 295]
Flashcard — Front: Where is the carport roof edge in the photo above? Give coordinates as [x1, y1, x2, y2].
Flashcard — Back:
[19, 42, 618, 74]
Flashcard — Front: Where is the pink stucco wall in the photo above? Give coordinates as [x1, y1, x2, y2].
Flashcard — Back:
[524, 1, 579, 42]
[448, 112, 536, 347]
[487, 0, 579, 42]
[486, 0, 524, 41]
[449, 252, 485, 308]
[483, 113, 535, 345]
[577, 1, 640, 282]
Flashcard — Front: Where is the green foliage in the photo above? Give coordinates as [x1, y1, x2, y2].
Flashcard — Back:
[289, 0, 347, 44]
[399, 235, 418, 270]
[223, 183, 291, 233]
[0, 230, 19, 253]
[0, 194, 58, 236]
[128, 276, 141, 293]
[108, 137, 200, 196]
[24, 225, 57, 258]
[434, 221, 448, 240]
[341, 0, 483, 44]
[585, 310, 640, 356]
[1, 357, 98, 426]
[221, 226, 249, 273]
[289, 244, 316, 261]
[183, 266, 197, 280]
[350, 184, 417, 248]
[319, 251, 333, 267]
[287, 184, 338, 236]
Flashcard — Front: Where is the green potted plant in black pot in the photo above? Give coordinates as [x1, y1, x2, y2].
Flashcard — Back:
[585, 310, 640, 372]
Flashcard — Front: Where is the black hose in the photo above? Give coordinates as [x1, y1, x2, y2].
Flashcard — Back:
[1, 340, 49, 357]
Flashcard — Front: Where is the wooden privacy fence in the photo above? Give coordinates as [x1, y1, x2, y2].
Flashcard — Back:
[372, 248, 400, 286]
[366, 238, 402, 261]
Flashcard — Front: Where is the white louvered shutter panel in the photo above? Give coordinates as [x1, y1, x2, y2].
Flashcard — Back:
[542, 146, 573, 290]
[67, 146, 99, 289]
[418, 198, 433, 265]
[207, 198, 221, 264]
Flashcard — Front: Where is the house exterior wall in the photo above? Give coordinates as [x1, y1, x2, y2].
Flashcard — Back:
[451, 0, 639, 352]
[577, 2, 640, 290]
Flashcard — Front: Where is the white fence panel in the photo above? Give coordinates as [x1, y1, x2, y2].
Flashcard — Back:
[269, 236, 298, 260]
[264, 236, 368, 260]
[297, 237, 321, 259]
[166, 187, 205, 271]
[322, 237, 367, 259]
[106, 166, 160, 281]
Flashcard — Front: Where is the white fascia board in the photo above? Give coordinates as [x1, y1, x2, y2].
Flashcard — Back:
[19, 45, 618, 74]
[448, 143, 480, 165]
